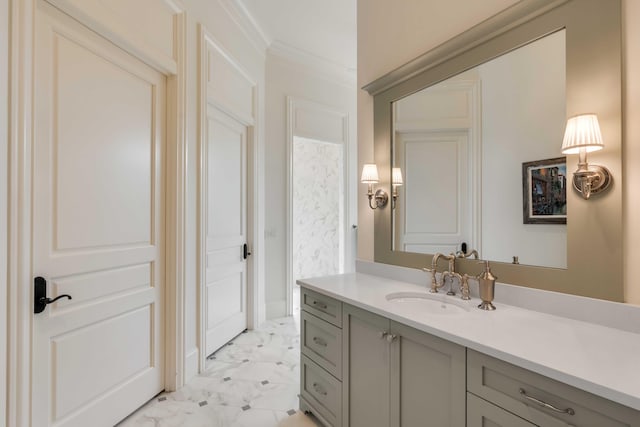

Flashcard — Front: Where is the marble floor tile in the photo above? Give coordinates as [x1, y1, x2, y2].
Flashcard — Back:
[119, 310, 314, 427]
[204, 360, 299, 386]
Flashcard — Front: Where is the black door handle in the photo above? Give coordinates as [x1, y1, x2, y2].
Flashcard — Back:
[243, 244, 251, 259]
[34, 276, 72, 314]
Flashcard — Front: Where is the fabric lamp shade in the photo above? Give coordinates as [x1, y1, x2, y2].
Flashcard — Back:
[392, 167, 403, 186]
[561, 114, 604, 154]
[361, 164, 379, 183]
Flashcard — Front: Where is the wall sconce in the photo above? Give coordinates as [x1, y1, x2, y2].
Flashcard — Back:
[561, 114, 611, 200]
[361, 164, 388, 209]
[391, 167, 403, 209]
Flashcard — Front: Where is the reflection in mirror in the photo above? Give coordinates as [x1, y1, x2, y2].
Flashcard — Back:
[392, 30, 567, 269]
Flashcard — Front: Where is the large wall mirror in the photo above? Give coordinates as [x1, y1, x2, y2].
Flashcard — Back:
[364, 0, 623, 301]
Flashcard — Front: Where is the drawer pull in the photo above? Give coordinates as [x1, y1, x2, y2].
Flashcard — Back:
[312, 300, 328, 310]
[312, 336, 328, 347]
[312, 382, 328, 396]
[519, 388, 575, 416]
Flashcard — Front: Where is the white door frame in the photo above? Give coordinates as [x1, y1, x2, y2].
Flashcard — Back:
[197, 24, 262, 372]
[286, 97, 352, 316]
[6, 1, 187, 424]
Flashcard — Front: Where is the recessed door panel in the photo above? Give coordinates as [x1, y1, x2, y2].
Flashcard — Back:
[54, 34, 153, 251]
[52, 306, 152, 419]
[49, 264, 151, 313]
[207, 114, 245, 240]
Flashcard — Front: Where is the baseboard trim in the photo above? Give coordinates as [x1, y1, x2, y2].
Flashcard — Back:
[265, 300, 287, 319]
[185, 347, 198, 381]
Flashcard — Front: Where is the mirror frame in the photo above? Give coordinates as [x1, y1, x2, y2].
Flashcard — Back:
[364, 0, 623, 301]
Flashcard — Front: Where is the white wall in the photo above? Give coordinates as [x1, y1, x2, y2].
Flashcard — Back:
[265, 52, 356, 319]
[357, 0, 640, 304]
[1, 0, 8, 421]
[480, 30, 566, 268]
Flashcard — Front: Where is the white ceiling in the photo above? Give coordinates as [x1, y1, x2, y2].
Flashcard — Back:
[236, 0, 357, 72]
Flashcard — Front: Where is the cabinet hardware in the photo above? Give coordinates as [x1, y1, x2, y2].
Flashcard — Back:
[312, 382, 328, 396]
[386, 334, 398, 343]
[312, 336, 328, 347]
[379, 331, 388, 339]
[519, 388, 575, 415]
[313, 300, 328, 310]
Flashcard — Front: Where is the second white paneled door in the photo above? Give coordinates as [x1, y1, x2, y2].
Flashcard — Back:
[394, 131, 472, 255]
[32, 4, 165, 426]
[204, 107, 249, 356]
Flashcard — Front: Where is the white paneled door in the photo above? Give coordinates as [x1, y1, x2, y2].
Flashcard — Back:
[204, 107, 248, 356]
[32, 6, 165, 426]
[394, 131, 472, 255]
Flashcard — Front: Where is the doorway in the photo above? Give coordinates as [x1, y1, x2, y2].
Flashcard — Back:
[202, 106, 250, 357]
[197, 25, 260, 372]
[292, 136, 345, 281]
[286, 97, 351, 315]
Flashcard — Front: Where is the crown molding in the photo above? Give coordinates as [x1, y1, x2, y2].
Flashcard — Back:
[268, 40, 356, 88]
[363, 0, 568, 95]
[217, 0, 270, 56]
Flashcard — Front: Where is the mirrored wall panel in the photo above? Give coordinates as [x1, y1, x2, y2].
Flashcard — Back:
[391, 30, 567, 268]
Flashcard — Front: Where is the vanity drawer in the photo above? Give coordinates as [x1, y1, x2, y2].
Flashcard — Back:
[467, 350, 640, 427]
[301, 287, 342, 327]
[467, 393, 536, 427]
[301, 355, 342, 427]
[301, 311, 342, 379]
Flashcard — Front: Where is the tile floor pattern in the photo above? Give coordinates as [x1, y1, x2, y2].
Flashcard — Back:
[119, 289, 318, 427]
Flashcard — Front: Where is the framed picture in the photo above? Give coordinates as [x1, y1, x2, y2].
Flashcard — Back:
[522, 157, 567, 224]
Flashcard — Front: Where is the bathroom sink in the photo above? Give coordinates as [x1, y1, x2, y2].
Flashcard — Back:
[385, 292, 470, 314]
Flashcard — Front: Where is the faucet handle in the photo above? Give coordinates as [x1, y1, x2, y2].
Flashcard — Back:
[460, 274, 471, 300]
[422, 267, 433, 273]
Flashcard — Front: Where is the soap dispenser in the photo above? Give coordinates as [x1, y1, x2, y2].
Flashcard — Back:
[477, 261, 497, 310]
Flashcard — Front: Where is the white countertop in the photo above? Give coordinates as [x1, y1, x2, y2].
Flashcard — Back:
[297, 272, 640, 411]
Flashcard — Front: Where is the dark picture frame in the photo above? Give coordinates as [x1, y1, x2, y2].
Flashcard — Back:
[522, 157, 567, 224]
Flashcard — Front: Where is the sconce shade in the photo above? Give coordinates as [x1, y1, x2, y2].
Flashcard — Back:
[561, 114, 604, 154]
[361, 164, 379, 183]
[392, 167, 403, 186]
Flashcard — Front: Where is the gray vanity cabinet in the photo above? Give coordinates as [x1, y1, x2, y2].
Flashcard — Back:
[342, 304, 391, 427]
[342, 304, 466, 427]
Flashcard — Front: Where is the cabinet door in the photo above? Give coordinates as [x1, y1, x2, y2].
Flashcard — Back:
[467, 393, 536, 427]
[343, 304, 391, 427]
[390, 321, 466, 427]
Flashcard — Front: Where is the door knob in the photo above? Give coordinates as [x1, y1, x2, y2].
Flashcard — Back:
[34, 276, 72, 314]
